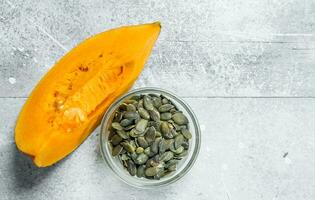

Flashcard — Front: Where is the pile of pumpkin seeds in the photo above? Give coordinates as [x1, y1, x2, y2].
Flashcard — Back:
[108, 94, 192, 180]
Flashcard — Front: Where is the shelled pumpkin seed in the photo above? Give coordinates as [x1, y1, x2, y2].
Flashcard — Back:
[108, 93, 192, 180]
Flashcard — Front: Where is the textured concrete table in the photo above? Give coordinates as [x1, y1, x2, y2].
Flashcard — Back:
[1, 0, 315, 199]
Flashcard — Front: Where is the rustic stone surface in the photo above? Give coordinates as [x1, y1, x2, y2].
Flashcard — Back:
[1, 0, 315, 199]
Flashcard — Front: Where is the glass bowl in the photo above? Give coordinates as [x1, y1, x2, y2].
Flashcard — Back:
[99, 87, 201, 188]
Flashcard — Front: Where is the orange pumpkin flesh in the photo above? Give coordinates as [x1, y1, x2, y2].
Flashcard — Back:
[15, 22, 161, 167]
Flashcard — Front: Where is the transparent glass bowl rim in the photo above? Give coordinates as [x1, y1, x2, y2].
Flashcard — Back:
[99, 87, 201, 188]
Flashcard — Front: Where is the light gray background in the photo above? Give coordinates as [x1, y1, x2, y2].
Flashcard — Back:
[1, 0, 315, 199]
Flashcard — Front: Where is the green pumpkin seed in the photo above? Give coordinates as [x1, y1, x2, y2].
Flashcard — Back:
[174, 134, 185, 149]
[152, 96, 162, 108]
[124, 111, 139, 120]
[181, 129, 192, 139]
[112, 145, 123, 156]
[182, 141, 189, 149]
[143, 95, 154, 111]
[126, 104, 137, 112]
[147, 121, 155, 127]
[138, 107, 150, 120]
[169, 108, 177, 114]
[161, 122, 170, 135]
[145, 126, 156, 144]
[137, 165, 146, 178]
[159, 138, 166, 154]
[174, 124, 181, 131]
[162, 98, 169, 104]
[165, 159, 178, 168]
[154, 169, 165, 180]
[145, 167, 159, 176]
[120, 119, 133, 127]
[153, 154, 161, 162]
[172, 113, 188, 125]
[116, 130, 129, 139]
[121, 141, 135, 153]
[130, 95, 140, 101]
[129, 128, 142, 137]
[123, 124, 135, 131]
[136, 147, 144, 154]
[161, 122, 173, 139]
[180, 125, 188, 130]
[169, 142, 176, 152]
[111, 135, 122, 146]
[165, 139, 174, 150]
[148, 109, 160, 122]
[167, 164, 176, 171]
[159, 139, 174, 154]
[164, 131, 174, 139]
[151, 137, 161, 154]
[160, 112, 172, 121]
[144, 147, 151, 155]
[158, 104, 174, 112]
[137, 99, 144, 109]
[152, 158, 164, 168]
[145, 158, 154, 168]
[127, 160, 137, 176]
[176, 150, 188, 157]
[168, 120, 180, 131]
[135, 153, 148, 165]
[137, 136, 149, 148]
[171, 146, 184, 154]
[135, 119, 148, 133]
[148, 121, 160, 131]
[111, 122, 123, 130]
[124, 99, 138, 104]
[160, 151, 174, 162]
[129, 152, 138, 161]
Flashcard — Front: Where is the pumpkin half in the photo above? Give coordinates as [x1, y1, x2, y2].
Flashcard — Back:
[15, 22, 161, 167]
